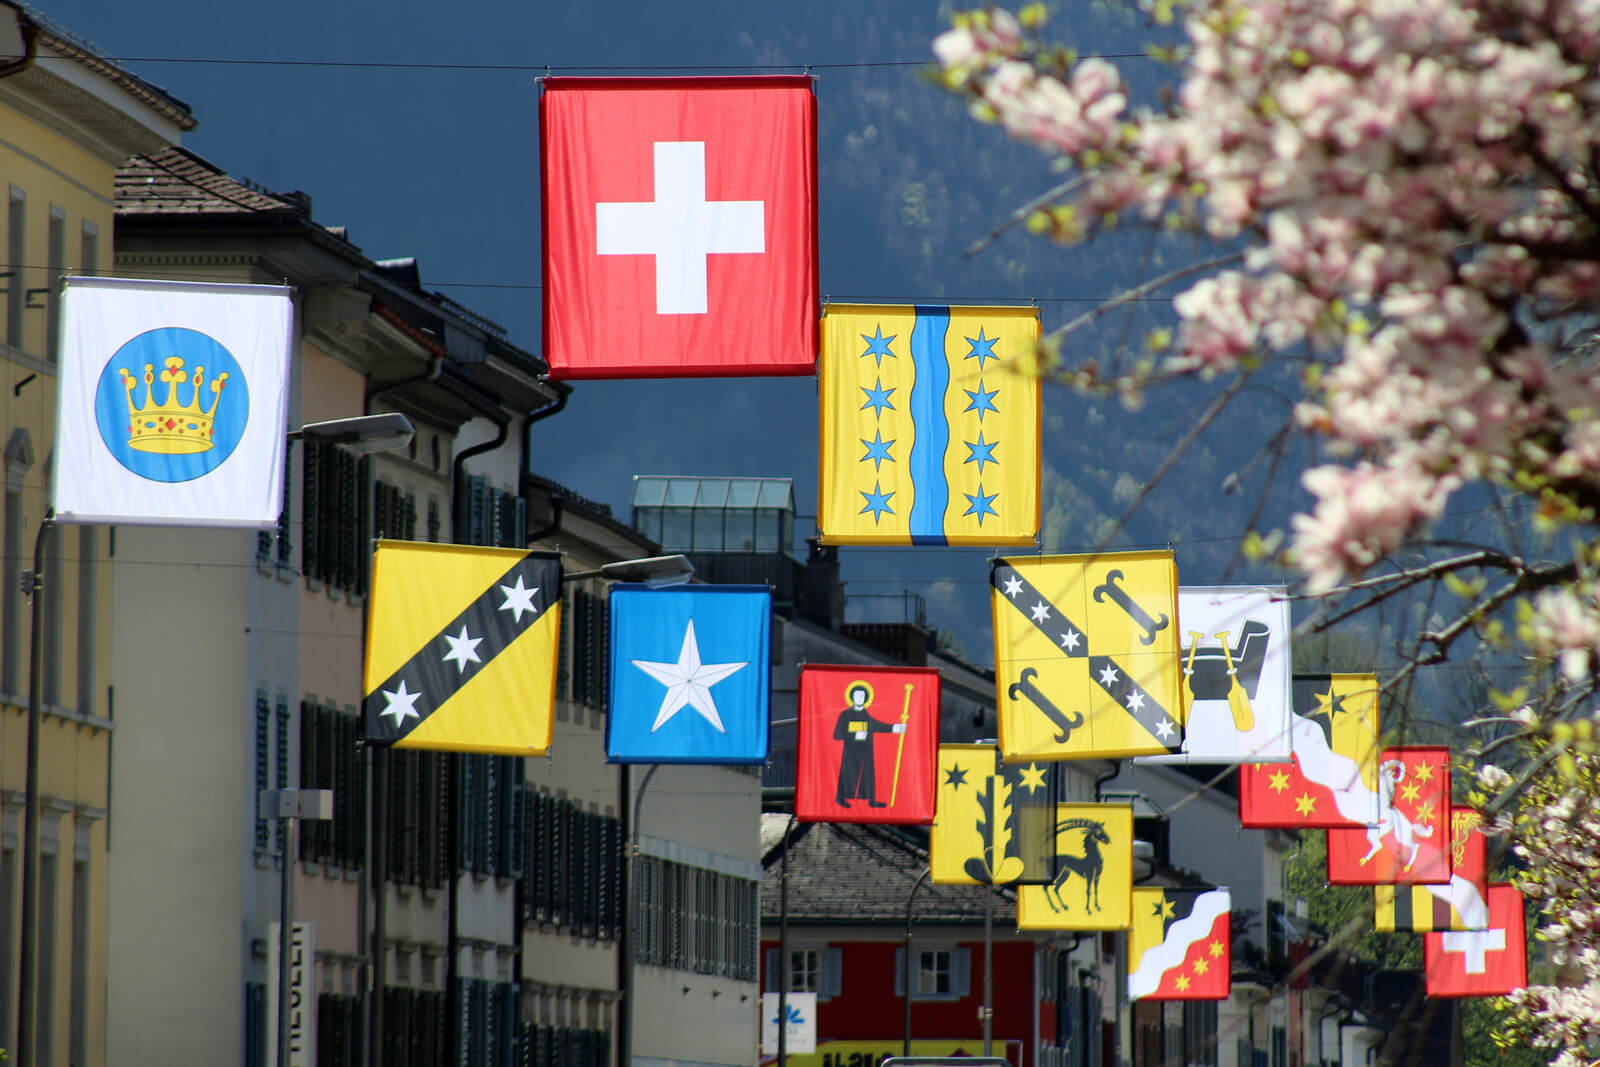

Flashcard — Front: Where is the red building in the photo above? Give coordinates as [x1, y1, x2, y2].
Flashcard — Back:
[759, 816, 1094, 1067]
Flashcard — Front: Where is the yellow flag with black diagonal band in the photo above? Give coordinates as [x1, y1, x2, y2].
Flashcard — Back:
[992, 551, 1183, 761]
[362, 541, 562, 755]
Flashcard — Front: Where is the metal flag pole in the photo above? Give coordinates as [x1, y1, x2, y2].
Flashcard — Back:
[14, 508, 53, 1067]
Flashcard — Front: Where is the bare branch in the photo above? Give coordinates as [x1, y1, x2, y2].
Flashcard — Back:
[1043, 252, 1245, 348]
[964, 174, 1090, 257]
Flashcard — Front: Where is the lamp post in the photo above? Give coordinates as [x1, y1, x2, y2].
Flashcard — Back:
[261, 788, 333, 1067]
[903, 868, 931, 1056]
[556, 553, 692, 1067]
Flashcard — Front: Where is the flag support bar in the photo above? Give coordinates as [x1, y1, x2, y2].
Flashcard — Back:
[14, 508, 52, 1067]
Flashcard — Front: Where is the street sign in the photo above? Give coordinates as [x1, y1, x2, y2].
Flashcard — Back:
[762, 992, 818, 1054]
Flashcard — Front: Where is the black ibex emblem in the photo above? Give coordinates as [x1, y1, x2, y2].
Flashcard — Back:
[1043, 818, 1111, 913]
[1008, 666, 1084, 743]
[1092, 569, 1169, 646]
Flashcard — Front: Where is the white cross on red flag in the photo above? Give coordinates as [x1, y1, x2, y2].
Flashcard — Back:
[1423, 883, 1528, 997]
[540, 76, 818, 379]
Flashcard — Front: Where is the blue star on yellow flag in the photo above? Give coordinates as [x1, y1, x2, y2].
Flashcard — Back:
[818, 303, 1041, 545]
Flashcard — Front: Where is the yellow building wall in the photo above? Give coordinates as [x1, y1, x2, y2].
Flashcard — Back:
[0, 86, 126, 1067]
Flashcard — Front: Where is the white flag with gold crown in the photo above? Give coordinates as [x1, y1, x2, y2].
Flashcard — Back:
[52, 276, 292, 527]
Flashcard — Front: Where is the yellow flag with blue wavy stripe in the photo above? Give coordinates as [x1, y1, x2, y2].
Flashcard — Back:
[818, 304, 1041, 545]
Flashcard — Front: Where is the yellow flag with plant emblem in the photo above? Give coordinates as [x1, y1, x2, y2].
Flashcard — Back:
[992, 552, 1183, 761]
[817, 303, 1040, 545]
[362, 541, 562, 754]
[1017, 803, 1135, 930]
[930, 744, 1055, 885]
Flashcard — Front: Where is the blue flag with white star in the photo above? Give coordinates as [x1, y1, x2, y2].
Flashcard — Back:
[817, 303, 1041, 545]
[606, 584, 772, 764]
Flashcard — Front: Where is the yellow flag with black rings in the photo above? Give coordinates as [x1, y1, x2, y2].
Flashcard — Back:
[817, 303, 1041, 546]
[1016, 803, 1136, 930]
[992, 551, 1183, 761]
[362, 541, 562, 755]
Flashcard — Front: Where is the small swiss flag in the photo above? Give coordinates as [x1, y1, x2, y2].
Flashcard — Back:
[540, 76, 819, 379]
[1423, 884, 1528, 997]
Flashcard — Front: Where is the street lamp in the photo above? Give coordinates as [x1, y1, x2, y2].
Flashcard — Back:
[289, 412, 415, 455]
[564, 553, 695, 588]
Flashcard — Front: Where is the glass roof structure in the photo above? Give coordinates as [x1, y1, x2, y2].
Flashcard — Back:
[632, 476, 795, 556]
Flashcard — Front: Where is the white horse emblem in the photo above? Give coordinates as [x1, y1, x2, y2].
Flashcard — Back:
[1359, 759, 1435, 868]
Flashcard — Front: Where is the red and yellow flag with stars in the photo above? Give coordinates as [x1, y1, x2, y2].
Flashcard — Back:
[1327, 746, 1450, 884]
[1128, 888, 1231, 1001]
[1238, 674, 1381, 828]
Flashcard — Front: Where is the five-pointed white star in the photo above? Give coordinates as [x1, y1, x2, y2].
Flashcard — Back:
[498, 576, 540, 623]
[1154, 718, 1174, 740]
[1059, 629, 1081, 651]
[1126, 691, 1147, 712]
[1029, 600, 1051, 623]
[380, 679, 423, 726]
[1002, 575, 1023, 599]
[631, 618, 747, 734]
[1097, 664, 1120, 686]
[441, 625, 483, 673]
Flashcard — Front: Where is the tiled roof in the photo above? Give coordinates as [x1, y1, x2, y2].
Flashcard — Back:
[116, 147, 304, 216]
[22, 5, 197, 129]
[760, 814, 1016, 926]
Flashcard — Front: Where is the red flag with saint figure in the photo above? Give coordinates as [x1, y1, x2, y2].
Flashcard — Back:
[541, 76, 818, 379]
[795, 665, 939, 824]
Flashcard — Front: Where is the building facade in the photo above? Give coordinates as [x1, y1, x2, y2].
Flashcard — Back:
[0, 12, 190, 1066]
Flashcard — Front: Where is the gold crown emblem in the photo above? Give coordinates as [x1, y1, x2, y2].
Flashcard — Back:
[120, 356, 229, 455]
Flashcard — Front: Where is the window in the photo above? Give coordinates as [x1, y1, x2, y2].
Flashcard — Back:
[374, 480, 417, 541]
[635, 856, 758, 980]
[762, 947, 845, 997]
[69, 826, 90, 1067]
[0, 837, 14, 1050]
[41, 505, 61, 705]
[524, 792, 623, 938]
[298, 701, 364, 870]
[45, 206, 63, 361]
[457, 754, 525, 879]
[457, 474, 524, 548]
[254, 692, 271, 854]
[566, 587, 608, 714]
[1183, 1000, 1219, 1067]
[2, 484, 20, 694]
[894, 945, 972, 999]
[385, 749, 449, 889]
[525, 1022, 610, 1067]
[301, 439, 370, 595]
[76, 527, 95, 716]
[7, 186, 24, 349]
[79, 221, 98, 277]
[315, 991, 363, 1066]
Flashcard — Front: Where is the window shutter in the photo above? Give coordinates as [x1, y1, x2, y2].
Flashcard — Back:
[298, 701, 317, 860]
[595, 593, 610, 719]
[822, 945, 843, 997]
[254, 692, 270, 852]
[954, 947, 972, 997]
[301, 439, 322, 581]
[893, 947, 905, 996]
[507, 766, 527, 880]
[375, 482, 391, 541]
[458, 755, 477, 873]
[531, 792, 550, 921]
[764, 948, 779, 992]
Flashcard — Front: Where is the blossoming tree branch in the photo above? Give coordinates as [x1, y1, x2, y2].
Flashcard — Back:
[934, 0, 1600, 1059]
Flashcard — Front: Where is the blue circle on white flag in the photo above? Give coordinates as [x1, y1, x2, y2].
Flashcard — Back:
[93, 327, 250, 483]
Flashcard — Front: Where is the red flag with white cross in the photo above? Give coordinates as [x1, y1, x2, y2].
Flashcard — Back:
[540, 76, 819, 379]
[1423, 883, 1527, 997]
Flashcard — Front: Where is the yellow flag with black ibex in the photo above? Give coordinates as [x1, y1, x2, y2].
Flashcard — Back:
[362, 541, 562, 755]
[992, 551, 1184, 761]
[930, 744, 1056, 885]
[1016, 803, 1136, 930]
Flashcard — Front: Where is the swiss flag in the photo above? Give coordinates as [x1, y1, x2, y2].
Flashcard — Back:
[540, 76, 819, 379]
[1424, 884, 1528, 997]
